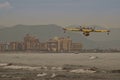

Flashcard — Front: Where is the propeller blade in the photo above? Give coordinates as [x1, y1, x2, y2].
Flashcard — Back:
[107, 30, 110, 35]
[79, 26, 82, 31]
[63, 28, 66, 33]
[80, 26, 82, 28]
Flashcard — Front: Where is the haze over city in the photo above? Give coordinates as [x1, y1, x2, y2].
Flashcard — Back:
[0, 1, 120, 80]
[0, 0, 120, 28]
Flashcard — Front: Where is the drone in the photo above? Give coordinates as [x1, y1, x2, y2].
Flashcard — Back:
[63, 25, 110, 36]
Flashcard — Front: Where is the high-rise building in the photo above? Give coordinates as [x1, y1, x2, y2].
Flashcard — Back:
[0, 34, 83, 52]
[71, 43, 82, 52]
[47, 37, 72, 52]
[47, 39, 58, 52]
[8, 42, 24, 51]
[57, 37, 72, 52]
[40, 43, 48, 51]
[0, 43, 8, 51]
[24, 34, 40, 51]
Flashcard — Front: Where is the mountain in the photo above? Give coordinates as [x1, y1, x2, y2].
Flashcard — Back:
[86, 28, 120, 49]
[86, 28, 120, 41]
[0, 25, 6, 29]
[0, 24, 119, 49]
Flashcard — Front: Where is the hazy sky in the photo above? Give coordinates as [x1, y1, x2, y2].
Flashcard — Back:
[0, 0, 120, 28]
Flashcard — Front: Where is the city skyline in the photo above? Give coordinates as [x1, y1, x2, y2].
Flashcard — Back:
[0, 34, 82, 52]
[0, 0, 120, 28]
[0, 34, 119, 53]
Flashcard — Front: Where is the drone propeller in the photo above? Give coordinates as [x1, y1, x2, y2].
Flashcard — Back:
[79, 26, 82, 31]
[91, 26, 95, 31]
[80, 26, 82, 28]
[103, 26, 110, 35]
[107, 30, 110, 35]
[63, 28, 66, 33]
[62, 25, 71, 33]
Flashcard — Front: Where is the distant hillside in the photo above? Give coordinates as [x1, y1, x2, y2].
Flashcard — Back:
[86, 28, 120, 41]
[86, 28, 120, 49]
[0, 24, 119, 49]
[0, 25, 6, 29]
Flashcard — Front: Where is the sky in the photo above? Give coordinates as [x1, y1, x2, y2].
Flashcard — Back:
[0, 0, 120, 28]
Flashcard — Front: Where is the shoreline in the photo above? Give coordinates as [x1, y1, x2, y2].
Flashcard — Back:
[0, 53, 120, 70]
[0, 53, 120, 80]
